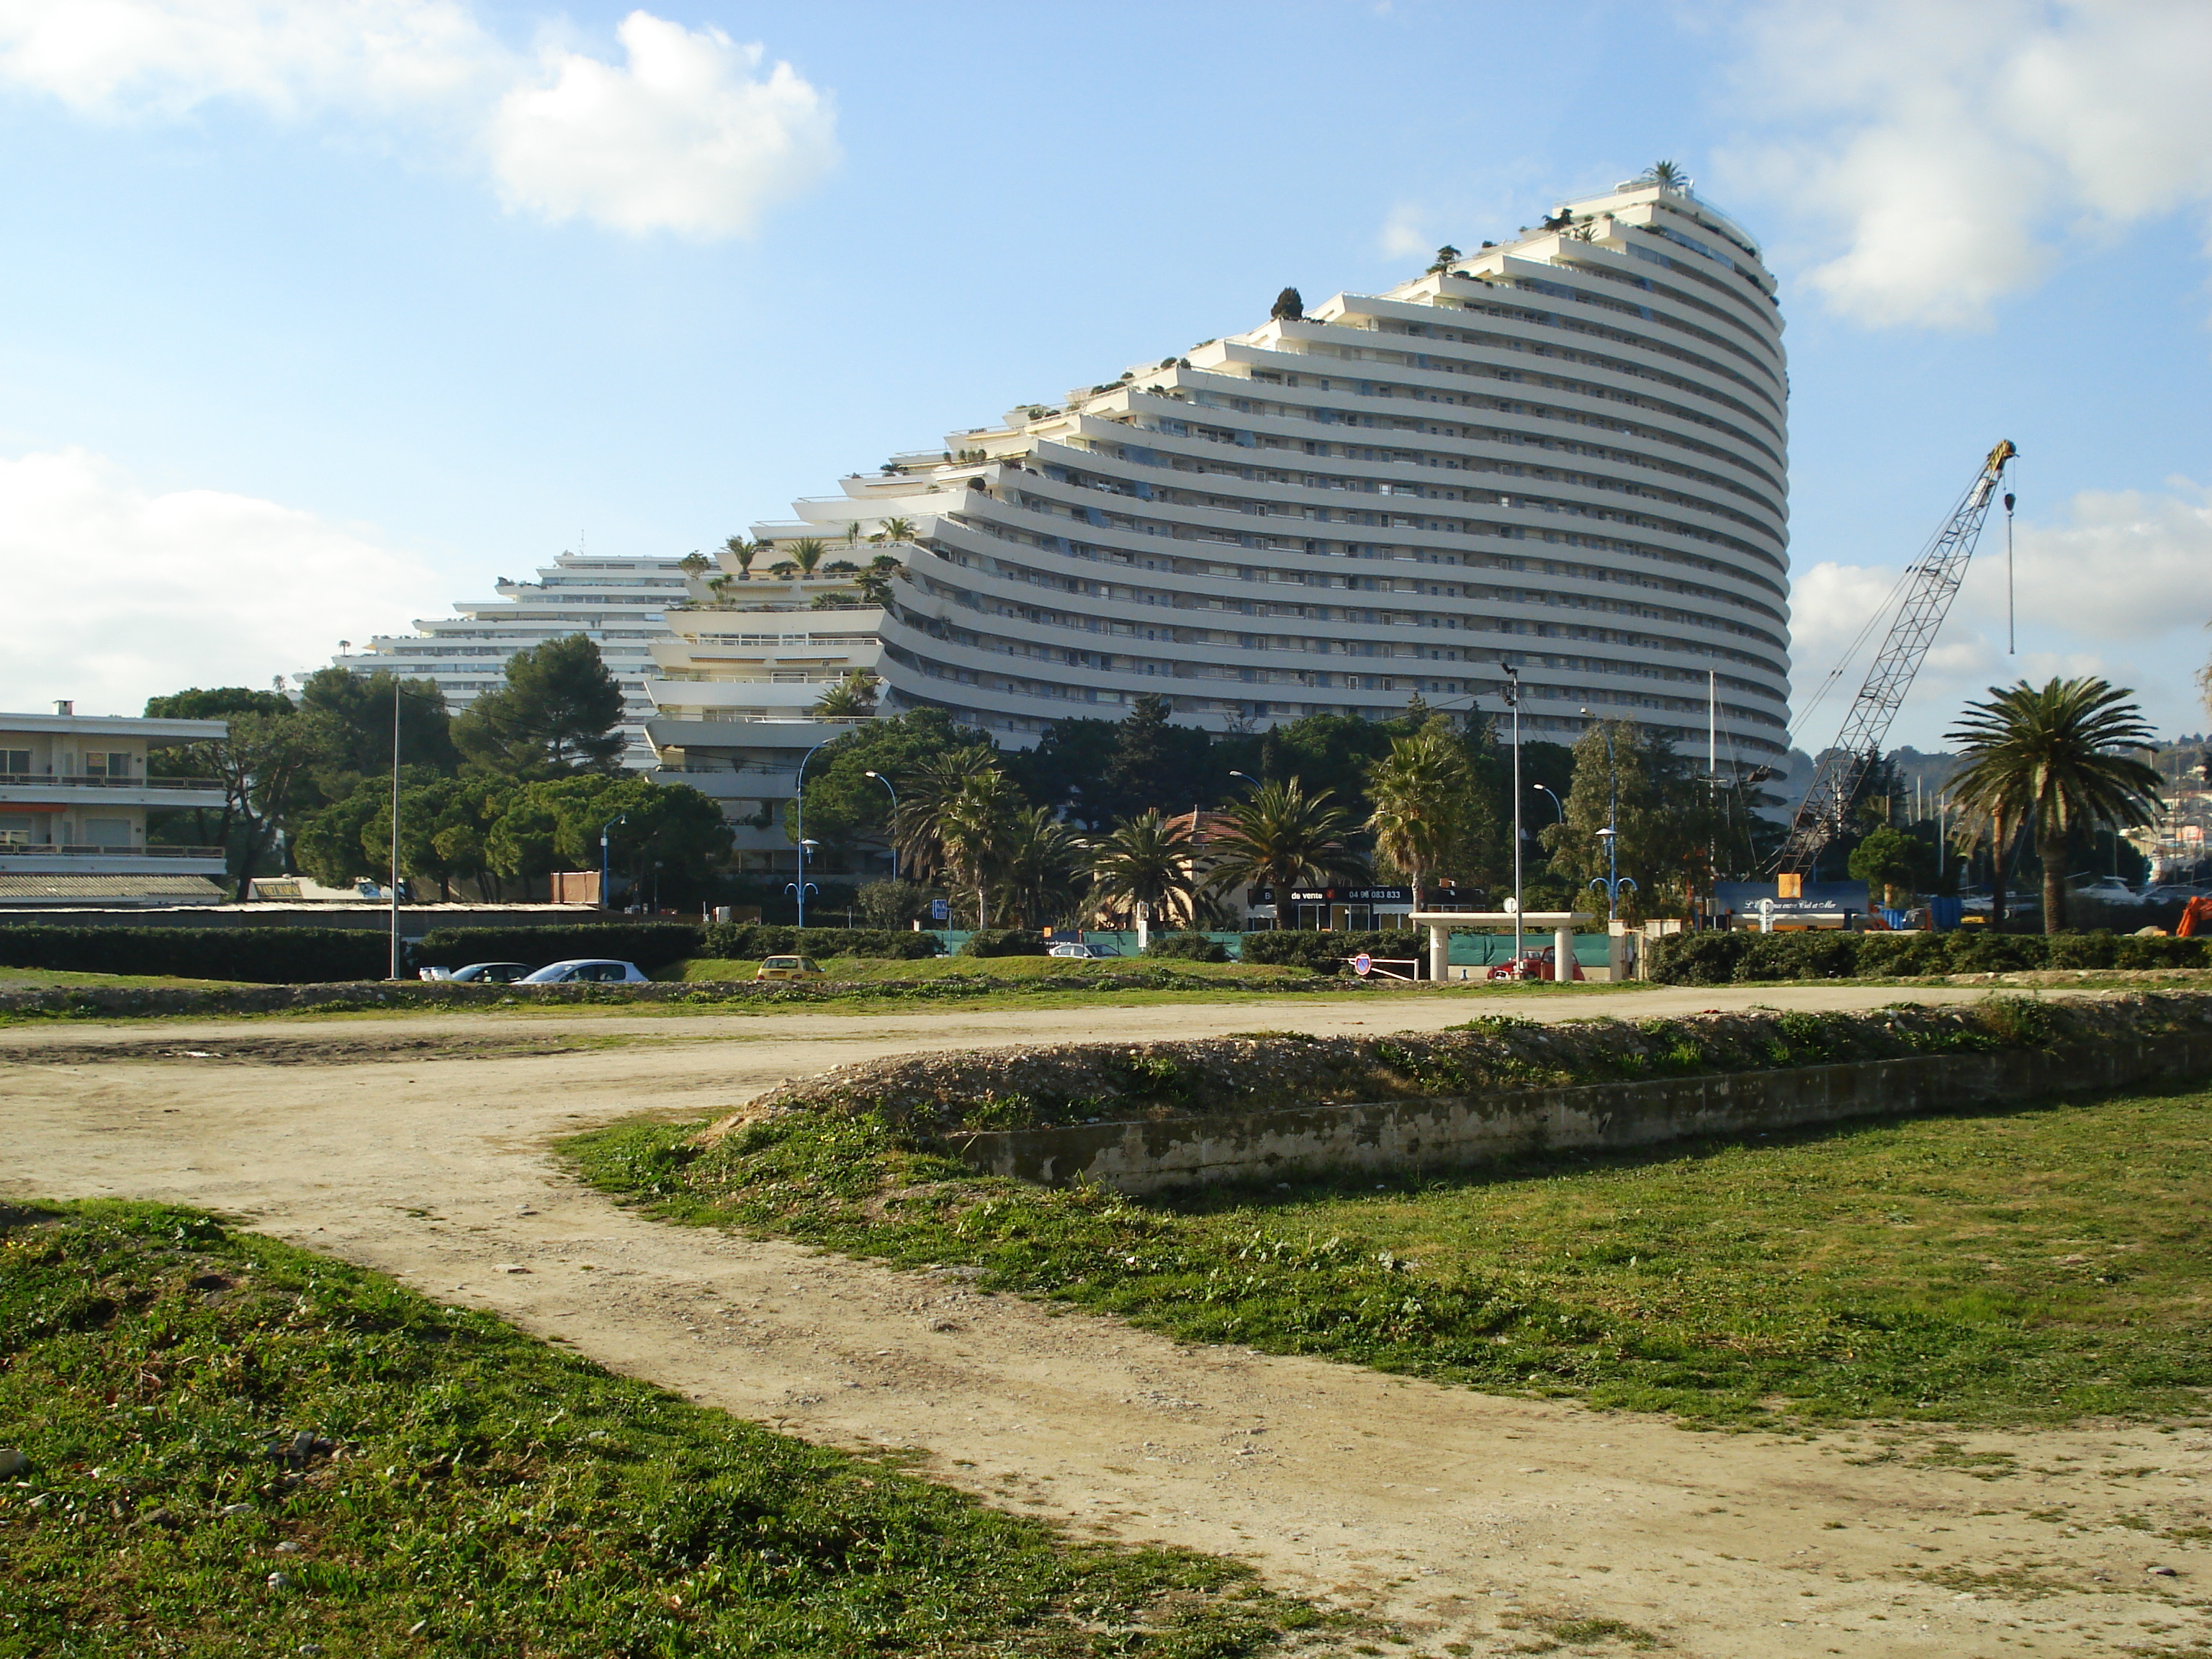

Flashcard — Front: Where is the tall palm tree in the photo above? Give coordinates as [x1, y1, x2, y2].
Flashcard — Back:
[724, 534, 760, 580]
[1642, 159, 1690, 191]
[811, 671, 879, 722]
[1366, 719, 1480, 912]
[935, 769, 1022, 929]
[1204, 778, 1362, 929]
[997, 806, 1081, 930]
[1087, 809, 1198, 931]
[1945, 677, 2162, 932]
[874, 516, 917, 544]
[891, 746, 1001, 886]
[789, 538, 827, 579]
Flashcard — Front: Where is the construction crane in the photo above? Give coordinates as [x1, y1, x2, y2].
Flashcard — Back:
[1773, 439, 2018, 876]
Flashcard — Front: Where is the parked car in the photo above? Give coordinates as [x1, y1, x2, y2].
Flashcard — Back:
[1047, 941, 1103, 958]
[417, 962, 534, 984]
[1486, 947, 1580, 981]
[518, 959, 649, 984]
[754, 956, 824, 981]
[2142, 884, 2208, 905]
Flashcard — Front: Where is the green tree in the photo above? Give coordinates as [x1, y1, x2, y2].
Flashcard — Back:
[1846, 825, 1933, 909]
[1203, 778, 1362, 927]
[812, 672, 880, 722]
[294, 666, 458, 784]
[143, 685, 294, 855]
[788, 538, 827, 578]
[1087, 809, 1199, 930]
[179, 706, 337, 897]
[1364, 717, 1488, 910]
[724, 535, 759, 580]
[873, 516, 917, 544]
[789, 708, 996, 860]
[1010, 717, 1124, 829]
[1100, 694, 1214, 824]
[451, 635, 627, 775]
[891, 744, 1004, 887]
[934, 769, 1024, 927]
[1944, 677, 2162, 932]
[997, 806, 1082, 930]
[855, 878, 929, 930]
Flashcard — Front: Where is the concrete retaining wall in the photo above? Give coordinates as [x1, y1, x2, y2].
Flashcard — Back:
[951, 1032, 2212, 1195]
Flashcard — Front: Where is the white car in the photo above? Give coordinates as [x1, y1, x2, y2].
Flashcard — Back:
[518, 959, 650, 984]
[418, 961, 534, 984]
[1047, 941, 1103, 958]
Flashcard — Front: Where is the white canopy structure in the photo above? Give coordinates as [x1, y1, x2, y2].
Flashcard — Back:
[1408, 909, 1595, 984]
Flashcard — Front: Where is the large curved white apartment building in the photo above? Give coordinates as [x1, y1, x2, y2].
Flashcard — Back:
[649, 177, 1789, 855]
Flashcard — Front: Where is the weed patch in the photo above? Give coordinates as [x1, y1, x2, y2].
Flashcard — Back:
[570, 1078, 2212, 1429]
[0, 1201, 1313, 1656]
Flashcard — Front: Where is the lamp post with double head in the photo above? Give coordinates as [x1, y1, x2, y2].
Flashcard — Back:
[790, 741, 830, 927]
[1578, 709, 1635, 923]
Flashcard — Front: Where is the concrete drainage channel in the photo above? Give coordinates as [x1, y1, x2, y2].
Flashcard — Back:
[739, 992, 2212, 1196]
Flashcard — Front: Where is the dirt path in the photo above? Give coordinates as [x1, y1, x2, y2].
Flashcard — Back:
[4, 984, 2206, 1658]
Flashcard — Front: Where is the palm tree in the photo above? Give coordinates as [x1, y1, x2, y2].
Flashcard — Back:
[873, 516, 917, 545]
[1642, 159, 1690, 191]
[1944, 677, 2162, 932]
[935, 769, 1022, 929]
[892, 746, 1001, 886]
[790, 538, 827, 579]
[997, 806, 1081, 930]
[812, 671, 879, 722]
[1204, 777, 1362, 928]
[1087, 809, 1198, 934]
[724, 534, 759, 580]
[1365, 718, 1479, 912]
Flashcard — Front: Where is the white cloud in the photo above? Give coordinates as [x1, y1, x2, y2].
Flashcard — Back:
[1963, 482, 2212, 641]
[1379, 202, 1431, 261]
[0, 449, 446, 716]
[1719, 0, 2212, 327]
[0, 1, 835, 238]
[489, 14, 835, 239]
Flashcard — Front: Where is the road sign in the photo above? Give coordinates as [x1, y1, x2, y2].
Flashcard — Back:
[930, 899, 949, 921]
[1352, 953, 1372, 976]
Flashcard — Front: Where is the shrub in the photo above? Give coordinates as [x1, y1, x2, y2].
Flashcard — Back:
[958, 929, 1046, 958]
[1141, 932, 1229, 963]
[1946, 931, 2046, 974]
[415, 923, 703, 973]
[701, 923, 938, 961]
[0, 925, 392, 984]
[1645, 930, 1748, 986]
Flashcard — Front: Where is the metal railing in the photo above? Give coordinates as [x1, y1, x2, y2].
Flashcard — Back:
[0, 842, 225, 858]
[0, 773, 226, 791]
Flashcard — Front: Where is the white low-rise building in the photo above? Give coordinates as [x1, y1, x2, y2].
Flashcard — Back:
[0, 702, 230, 904]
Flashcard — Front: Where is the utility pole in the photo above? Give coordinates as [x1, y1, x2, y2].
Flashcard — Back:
[388, 681, 401, 979]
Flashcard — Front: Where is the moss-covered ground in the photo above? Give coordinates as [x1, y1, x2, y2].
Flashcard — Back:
[570, 1082, 2212, 1430]
[0, 1201, 1317, 1657]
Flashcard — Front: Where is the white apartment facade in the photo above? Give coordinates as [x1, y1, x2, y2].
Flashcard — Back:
[0, 703, 230, 904]
[649, 175, 1789, 848]
[337, 549, 689, 765]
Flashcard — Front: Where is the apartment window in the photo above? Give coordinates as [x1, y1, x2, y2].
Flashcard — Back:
[84, 752, 130, 779]
[0, 750, 28, 775]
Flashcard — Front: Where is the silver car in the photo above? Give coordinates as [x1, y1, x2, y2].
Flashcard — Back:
[518, 959, 650, 984]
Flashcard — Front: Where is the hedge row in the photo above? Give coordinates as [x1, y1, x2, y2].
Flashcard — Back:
[0, 925, 391, 985]
[1238, 930, 1429, 973]
[701, 925, 940, 961]
[957, 930, 1046, 958]
[1141, 932, 1231, 963]
[1649, 927, 2212, 986]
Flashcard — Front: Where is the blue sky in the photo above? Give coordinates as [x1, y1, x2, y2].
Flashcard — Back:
[1, 0, 2208, 750]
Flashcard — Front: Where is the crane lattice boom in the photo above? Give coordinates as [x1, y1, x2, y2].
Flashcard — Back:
[1776, 440, 2017, 876]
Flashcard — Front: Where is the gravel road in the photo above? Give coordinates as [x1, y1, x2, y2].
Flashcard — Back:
[4, 981, 2203, 1657]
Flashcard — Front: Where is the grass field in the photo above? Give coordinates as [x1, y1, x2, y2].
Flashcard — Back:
[571, 1082, 2212, 1429]
[0, 1201, 1316, 1657]
[0, 966, 250, 990]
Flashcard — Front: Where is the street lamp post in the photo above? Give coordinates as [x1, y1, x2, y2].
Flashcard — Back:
[791, 741, 829, 927]
[1579, 710, 1635, 923]
[1503, 667, 1522, 964]
[1533, 783, 1565, 825]
[599, 814, 626, 911]
[388, 680, 402, 979]
[863, 769, 899, 881]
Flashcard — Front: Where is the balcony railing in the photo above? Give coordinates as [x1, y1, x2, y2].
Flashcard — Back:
[0, 842, 226, 858]
[0, 773, 227, 791]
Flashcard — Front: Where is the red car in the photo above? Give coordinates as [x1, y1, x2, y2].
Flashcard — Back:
[1486, 947, 1583, 982]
